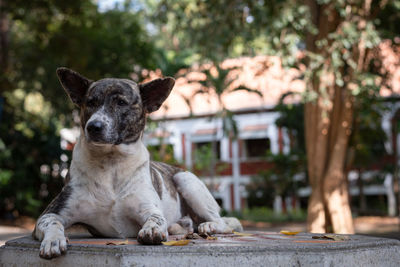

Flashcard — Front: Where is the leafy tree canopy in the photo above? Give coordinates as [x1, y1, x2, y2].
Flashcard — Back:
[0, 0, 156, 217]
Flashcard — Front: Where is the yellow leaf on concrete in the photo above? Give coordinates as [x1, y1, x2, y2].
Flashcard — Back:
[106, 239, 129, 245]
[280, 230, 300, 236]
[233, 232, 253, 236]
[206, 236, 218, 240]
[162, 240, 191, 246]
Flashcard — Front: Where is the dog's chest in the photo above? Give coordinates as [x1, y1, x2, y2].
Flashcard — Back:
[70, 165, 146, 237]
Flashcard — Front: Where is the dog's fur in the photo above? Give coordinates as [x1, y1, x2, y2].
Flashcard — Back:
[33, 68, 242, 259]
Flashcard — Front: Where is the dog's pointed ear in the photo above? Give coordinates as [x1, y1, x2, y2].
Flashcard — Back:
[139, 77, 175, 113]
[56, 67, 92, 106]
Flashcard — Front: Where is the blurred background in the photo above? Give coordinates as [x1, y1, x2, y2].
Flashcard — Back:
[0, 0, 400, 243]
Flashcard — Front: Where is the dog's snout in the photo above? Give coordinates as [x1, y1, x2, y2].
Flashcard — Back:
[87, 121, 104, 134]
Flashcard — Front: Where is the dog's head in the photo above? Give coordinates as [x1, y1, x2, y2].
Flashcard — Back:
[56, 67, 174, 145]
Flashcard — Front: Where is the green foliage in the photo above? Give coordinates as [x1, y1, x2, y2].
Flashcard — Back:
[0, 95, 66, 218]
[275, 93, 305, 153]
[193, 143, 214, 172]
[6, 1, 155, 115]
[152, 0, 310, 63]
[147, 143, 178, 165]
[152, 0, 400, 104]
[230, 207, 307, 223]
[348, 93, 389, 169]
[0, 0, 156, 218]
[249, 152, 306, 205]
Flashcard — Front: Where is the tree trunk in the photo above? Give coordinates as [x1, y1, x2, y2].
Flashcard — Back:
[305, 82, 355, 234]
[304, 0, 355, 234]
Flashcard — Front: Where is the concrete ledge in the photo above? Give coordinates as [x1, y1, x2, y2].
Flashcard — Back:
[1, 232, 400, 266]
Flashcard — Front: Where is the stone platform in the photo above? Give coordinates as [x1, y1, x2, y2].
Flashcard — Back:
[1, 232, 400, 266]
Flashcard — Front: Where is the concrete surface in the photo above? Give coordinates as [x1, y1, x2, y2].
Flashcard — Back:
[1, 232, 400, 267]
[0, 226, 31, 246]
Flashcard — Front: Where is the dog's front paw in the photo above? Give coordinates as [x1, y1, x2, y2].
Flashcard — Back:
[39, 234, 68, 259]
[198, 222, 218, 235]
[137, 225, 167, 245]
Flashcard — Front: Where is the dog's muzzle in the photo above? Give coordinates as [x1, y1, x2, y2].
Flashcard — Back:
[86, 120, 106, 142]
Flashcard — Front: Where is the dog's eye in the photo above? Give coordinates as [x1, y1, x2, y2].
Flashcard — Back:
[117, 99, 128, 106]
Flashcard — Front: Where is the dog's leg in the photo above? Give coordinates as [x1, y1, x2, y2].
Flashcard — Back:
[130, 198, 168, 245]
[173, 172, 235, 235]
[33, 185, 74, 259]
[34, 214, 68, 259]
[137, 212, 168, 245]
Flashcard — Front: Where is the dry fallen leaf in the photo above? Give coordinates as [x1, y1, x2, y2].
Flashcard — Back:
[233, 231, 253, 236]
[162, 240, 191, 246]
[184, 232, 202, 239]
[312, 234, 349, 241]
[106, 239, 129, 245]
[206, 236, 218, 240]
[324, 234, 349, 241]
[280, 230, 300, 236]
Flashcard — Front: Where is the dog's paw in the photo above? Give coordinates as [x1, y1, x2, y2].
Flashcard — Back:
[39, 234, 68, 259]
[198, 221, 232, 235]
[137, 225, 167, 245]
[198, 222, 218, 235]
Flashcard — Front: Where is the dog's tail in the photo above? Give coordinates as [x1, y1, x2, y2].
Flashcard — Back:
[222, 217, 243, 232]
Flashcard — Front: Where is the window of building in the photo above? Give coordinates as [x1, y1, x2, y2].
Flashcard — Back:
[242, 138, 271, 158]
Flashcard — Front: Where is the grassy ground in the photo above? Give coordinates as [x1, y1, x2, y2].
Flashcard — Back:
[228, 207, 307, 223]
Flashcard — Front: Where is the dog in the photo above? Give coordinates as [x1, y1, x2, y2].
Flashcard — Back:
[33, 68, 243, 259]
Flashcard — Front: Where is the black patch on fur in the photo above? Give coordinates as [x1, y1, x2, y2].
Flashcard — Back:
[150, 167, 163, 198]
[150, 161, 182, 200]
[41, 185, 73, 215]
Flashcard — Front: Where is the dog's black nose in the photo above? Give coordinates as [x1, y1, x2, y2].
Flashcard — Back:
[87, 121, 103, 134]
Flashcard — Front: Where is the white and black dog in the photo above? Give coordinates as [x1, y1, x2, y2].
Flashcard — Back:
[33, 68, 242, 259]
